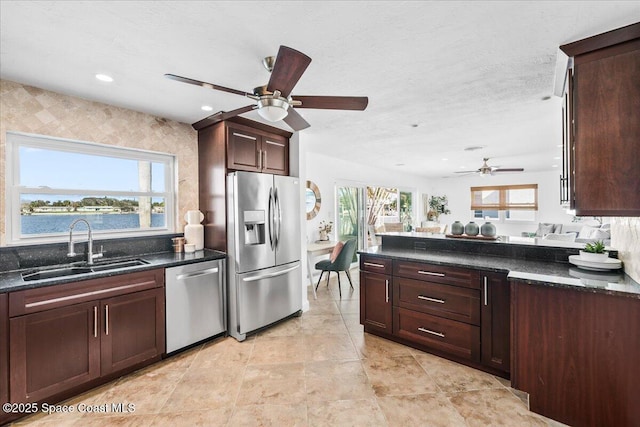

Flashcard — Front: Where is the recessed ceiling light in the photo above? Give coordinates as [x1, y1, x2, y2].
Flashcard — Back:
[95, 73, 113, 82]
[552, 164, 559, 168]
[442, 158, 448, 161]
[201, 105, 213, 112]
[553, 156, 561, 160]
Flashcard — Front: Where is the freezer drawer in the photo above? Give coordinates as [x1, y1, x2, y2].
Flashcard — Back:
[165, 259, 226, 353]
[235, 261, 301, 335]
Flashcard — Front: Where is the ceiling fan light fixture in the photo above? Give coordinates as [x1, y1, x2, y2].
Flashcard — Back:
[257, 97, 289, 122]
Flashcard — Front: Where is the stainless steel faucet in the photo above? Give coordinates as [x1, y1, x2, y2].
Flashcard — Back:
[67, 218, 103, 264]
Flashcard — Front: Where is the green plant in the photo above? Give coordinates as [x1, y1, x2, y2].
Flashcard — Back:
[583, 240, 606, 254]
[428, 195, 451, 219]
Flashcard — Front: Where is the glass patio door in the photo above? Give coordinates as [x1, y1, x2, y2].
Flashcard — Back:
[336, 184, 367, 250]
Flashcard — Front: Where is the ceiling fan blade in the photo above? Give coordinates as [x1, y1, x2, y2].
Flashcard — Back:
[192, 105, 256, 130]
[453, 171, 478, 174]
[282, 108, 311, 131]
[292, 95, 369, 111]
[493, 168, 525, 172]
[165, 73, 251, 97]
[267, 46, 312, 98]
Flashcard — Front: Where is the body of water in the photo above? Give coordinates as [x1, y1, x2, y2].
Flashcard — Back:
[21, 213, 166, 235]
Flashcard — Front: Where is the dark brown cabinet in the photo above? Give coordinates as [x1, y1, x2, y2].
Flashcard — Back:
[198, 117, 292, 250]
[560, 22, 640, 216]
[359, 255, 392, 334]
[8, 269, 164, 405]
[227, 126, 289, 175]
[480, 272, 510, 374]
[1, 293, 9, 419]
[511, 280, 640, 427]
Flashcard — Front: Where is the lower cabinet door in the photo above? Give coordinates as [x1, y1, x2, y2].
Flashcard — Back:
[100, 288, 165, 375]
[360, 272, 392, 333]
[481, 272, 511, 374]
[393, 307, 480, 361]
[9, 301, 100, 402]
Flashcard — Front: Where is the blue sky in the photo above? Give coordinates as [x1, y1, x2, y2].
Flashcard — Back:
[20, 147, 165, 201]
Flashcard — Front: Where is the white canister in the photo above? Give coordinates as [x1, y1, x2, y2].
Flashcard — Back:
[184, 210, 204, 250]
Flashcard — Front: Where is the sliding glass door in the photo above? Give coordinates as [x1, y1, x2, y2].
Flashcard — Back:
[336, 184, 366, 250]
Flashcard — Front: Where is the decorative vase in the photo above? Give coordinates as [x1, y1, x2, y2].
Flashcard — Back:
[184, 210, 205, 250]
[481, 221, 496, 237]
[464, 221, 479, 236]
[451, 221, 464, 235]
[579, 250, 609, 262]
[319, 230, 328, 241]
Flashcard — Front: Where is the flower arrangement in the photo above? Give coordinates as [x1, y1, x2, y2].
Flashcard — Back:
[318, 220, 333, 241]
[427, 195, 451, 222]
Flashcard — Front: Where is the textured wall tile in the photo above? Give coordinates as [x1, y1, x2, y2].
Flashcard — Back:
[0, 79, 199, 245]
[611, 217, 640, 283]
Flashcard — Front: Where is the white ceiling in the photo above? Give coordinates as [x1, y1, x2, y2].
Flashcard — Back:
[1, 1, 639, 178]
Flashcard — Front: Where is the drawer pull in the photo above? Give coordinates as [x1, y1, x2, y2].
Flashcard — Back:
[418, 327, 445, 338]
[364, 262, 385, 268]
[417, 295, 445, 304]
[417, 270, 445, 277]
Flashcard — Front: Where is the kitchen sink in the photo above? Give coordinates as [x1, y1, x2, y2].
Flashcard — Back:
[21, 258, 150, 281]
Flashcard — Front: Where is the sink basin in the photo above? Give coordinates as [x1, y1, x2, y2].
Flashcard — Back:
[21, 258, 150, 281]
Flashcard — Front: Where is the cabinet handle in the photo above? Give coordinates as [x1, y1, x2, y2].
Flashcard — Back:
[364, 262, 385, 268]
[385, 279, 389, 303]
[105, 304, 109, 336]
[93, 306, 98, 338]
[418, 270, 445, 277]
[258, 149, 262, 170]
[484, 276, 488, 306]
[417, 295, 445, 304]
[263, 150, 267, 169]
[418, 327, 445, 338]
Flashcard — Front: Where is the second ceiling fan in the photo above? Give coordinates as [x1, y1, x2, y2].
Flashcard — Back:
[455, 158, 524, 176]
[165, 45, 369, 131]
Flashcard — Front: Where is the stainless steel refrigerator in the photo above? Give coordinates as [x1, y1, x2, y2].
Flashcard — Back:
[226, 171, 302, 341]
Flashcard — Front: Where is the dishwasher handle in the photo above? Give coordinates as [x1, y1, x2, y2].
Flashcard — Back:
[175, 267, 219, 281]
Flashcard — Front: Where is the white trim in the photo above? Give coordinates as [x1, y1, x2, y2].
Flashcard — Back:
[5, 131, 177, 245]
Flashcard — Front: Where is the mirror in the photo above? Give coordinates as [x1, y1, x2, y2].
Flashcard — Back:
[305, 180, 321, 220]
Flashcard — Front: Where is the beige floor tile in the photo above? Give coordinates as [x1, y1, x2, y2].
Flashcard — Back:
[303, 334, 359, 362]
[350, 332, 414, 360]
[70, 413, 156, 427]
[305, 360, 375, 402]
[228, 404, 307, 427]
[307, 398, 388, 427]
[413, 352, 504, 393]
[341, 313, 365, 335]
[149, 407, 232, 427]
[376, 393, 467, 427]
[336, 298, 360, 314]
[305, 299, 341, 315]
[448, 388, 550, 426]
[190, 336, 253, 369]
[236, 363, 306, 406]
[301, 314, 349, 335]
[362, 355, 439, 397]
[256, 316, 303, 338]
[248, 335, 306, 365]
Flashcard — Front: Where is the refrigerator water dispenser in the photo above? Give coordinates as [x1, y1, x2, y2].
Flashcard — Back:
[243, 210, 265, 245]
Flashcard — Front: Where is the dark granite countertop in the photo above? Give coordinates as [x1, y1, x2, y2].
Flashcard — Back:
[359, 245, 640, 299]
[0, 249, 226, 294]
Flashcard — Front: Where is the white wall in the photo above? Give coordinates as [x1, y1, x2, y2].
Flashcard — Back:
[429, 170, 576, 237]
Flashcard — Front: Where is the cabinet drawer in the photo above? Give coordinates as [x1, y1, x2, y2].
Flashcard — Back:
[393, 260, 480, 289]
[394, 277, 480, 325]
[9, 269, 164, 317]
[360, 255, 392, 275]
[393, 307, 480, 361]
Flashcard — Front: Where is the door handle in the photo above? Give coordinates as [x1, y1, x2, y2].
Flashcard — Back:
[242, 263, 300, 282]
[176, 267, 219, 281]
[105, 304, 109, 336]
[385, 279, 389, 303]
[93, 306, 98, 338]
[268, 187, 275, 250]
[258, 149, 262, 170]
[274, 188, 282, 247]
[484, 276, 488, 306]
[263, 150, 267, 170]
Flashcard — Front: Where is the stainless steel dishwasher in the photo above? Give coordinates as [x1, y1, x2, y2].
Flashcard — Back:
[165, 259, 226, 353]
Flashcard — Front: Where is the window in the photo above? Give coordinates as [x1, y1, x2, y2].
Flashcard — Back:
[471, 184, 538, 222]
[6, 132, 176, 244]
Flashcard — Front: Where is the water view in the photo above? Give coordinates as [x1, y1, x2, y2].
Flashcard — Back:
[21, 213, 166, 235]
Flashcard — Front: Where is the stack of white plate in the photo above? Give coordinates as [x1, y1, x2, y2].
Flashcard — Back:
[569, 255, 622, 271]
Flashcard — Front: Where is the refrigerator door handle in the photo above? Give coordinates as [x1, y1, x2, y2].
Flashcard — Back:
[268, 187, 275, 250]
[274, 187, 282, 248]
[241, 263, 301, 282]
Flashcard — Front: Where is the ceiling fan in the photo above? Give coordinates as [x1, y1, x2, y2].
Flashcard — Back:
[455, 158, 524, 176]
[165, 45, 368, 131]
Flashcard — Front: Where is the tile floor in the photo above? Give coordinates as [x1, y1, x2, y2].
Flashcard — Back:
[13, 271, 566, 426]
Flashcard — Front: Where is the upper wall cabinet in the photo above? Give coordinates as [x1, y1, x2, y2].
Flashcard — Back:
[560, 22, 640, 216]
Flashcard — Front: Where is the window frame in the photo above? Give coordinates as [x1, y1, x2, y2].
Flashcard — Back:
[470, 184, 538, 223]
[5, 131, 177, 245]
